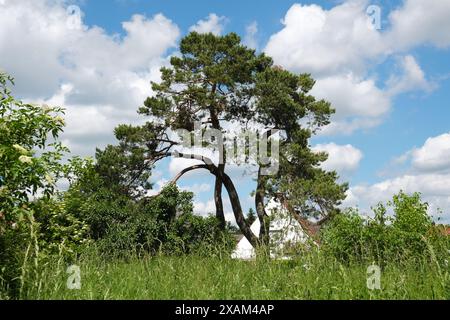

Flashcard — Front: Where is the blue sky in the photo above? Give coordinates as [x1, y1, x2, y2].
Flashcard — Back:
[1, 0, 450, 222]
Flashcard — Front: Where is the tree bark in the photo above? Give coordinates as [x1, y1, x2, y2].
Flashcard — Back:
[208, 85, 226, 230]
[255, 167, 269, 247]
[214, 170, 226, 229]
[255, 129, 279, 248]
[218, 168, 260, 247]
[209, 83, 226, 230]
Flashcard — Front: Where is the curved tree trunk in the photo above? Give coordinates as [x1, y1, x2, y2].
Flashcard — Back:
[255, 167, 269, 248]
[159, 152, 259, 247]
[214, 164, 226, 229]
[218, 168, 259, 247]
[208, 85, 226, 230]
[147, 164, 210, 199]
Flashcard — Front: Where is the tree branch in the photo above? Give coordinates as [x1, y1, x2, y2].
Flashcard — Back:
[146, 164, 210, 199]
[168, 151, 215, 166]
[148, 150, 259, 246]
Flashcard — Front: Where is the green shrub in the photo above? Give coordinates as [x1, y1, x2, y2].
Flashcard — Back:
[321, 191, 448, 264]
[32, 197, 90, 256]
[320, 208, 366, 262]
[167, 214, 235, 256]
[0, 72, 84, 297]
[65, 168, 233, 257]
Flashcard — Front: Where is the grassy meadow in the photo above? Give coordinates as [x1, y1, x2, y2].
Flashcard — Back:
[15, 250, 450, 300]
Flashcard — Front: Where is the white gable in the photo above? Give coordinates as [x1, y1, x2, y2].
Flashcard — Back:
[231, 199, 309, 260]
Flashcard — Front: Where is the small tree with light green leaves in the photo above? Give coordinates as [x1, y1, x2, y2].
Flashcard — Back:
[0, 72, 67, 227]
[0, 72, 88, 297]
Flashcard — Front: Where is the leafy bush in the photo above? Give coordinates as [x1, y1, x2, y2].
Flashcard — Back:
[167, 213, 235, 256]
[32, 197, 90, 256]
[65, 159, 233, 257]
[0, 73, 67, 223]
[0, 72, 89, 298]
[0, 73, 54, 293]
[321, 191, 448, 264]
[319, 208, 366, 263]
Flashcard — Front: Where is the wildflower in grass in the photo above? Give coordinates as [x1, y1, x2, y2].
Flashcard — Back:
[13, 144, 29, 155]
[19, 155, 33, 164]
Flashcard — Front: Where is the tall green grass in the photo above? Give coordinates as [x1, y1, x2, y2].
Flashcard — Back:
[15, 247, 450, 300]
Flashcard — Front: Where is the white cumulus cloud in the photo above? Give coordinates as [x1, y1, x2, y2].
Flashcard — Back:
[411, 133, 450, 173]
[313, 143, 363, 178]
[264, 0, 446, 136]
[189, 13, 227, 35]
[0, 0, 180, 155]
[387, 55, 435, 95]
[387, 0, 450, 49]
